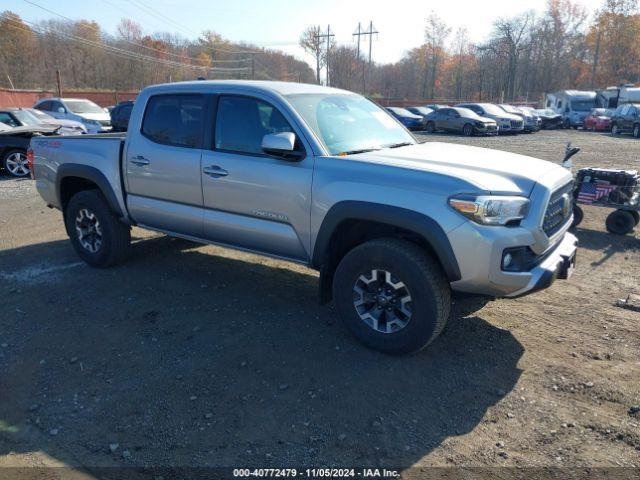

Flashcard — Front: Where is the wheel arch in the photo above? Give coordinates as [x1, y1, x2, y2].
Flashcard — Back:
[56, 164, 124, 219]
[312, 201, 461, 304]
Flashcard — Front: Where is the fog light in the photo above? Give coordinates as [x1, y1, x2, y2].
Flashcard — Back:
[502, 253, 513, 269]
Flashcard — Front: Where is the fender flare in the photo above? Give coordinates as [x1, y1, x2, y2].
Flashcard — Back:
[311, 201, 461, 282]
[56, 163, 124, 217]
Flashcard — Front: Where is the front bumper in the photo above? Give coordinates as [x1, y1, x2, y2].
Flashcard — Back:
[448, 218, 578, 298]
[504, 232, 577, 298]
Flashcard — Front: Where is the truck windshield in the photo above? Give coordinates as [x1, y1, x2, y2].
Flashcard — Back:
[285, 93, 415, 155]
[65, 100, 105, 114]
[571, 101, 595, 112]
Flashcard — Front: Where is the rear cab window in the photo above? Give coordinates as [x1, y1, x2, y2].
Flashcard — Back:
[141, 94, 205, 148]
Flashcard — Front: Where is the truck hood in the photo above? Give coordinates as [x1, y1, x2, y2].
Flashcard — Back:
[350, 142, 564, 195]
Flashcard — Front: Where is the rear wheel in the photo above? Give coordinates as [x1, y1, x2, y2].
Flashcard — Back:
[462, 123, 473, 137]
[425, 121, 436, 133]
[633, 124, 640, 138]
[605, 209, 635, 235]
[65, 190, 131, 267]
[2, 149, 29, 178]
[332, 238, 451, 355]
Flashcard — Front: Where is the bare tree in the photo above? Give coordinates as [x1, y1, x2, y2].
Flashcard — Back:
[423, 12, 451, 99]
[299, 25, 325, 84]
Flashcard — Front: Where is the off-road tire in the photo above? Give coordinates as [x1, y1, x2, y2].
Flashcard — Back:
[605, 209, 635, 235]
[65, 190, 131, 268]
[332, 238, 451, 355]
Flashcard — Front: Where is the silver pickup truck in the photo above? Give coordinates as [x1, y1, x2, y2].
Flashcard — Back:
[30, 80, 577, 354]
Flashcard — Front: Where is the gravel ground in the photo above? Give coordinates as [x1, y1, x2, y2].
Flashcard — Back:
[0, 130, 639, 478]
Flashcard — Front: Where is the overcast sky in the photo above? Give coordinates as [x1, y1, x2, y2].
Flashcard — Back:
[7, 0, 604, 66]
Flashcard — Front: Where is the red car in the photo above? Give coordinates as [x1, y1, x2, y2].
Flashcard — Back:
[583, 108, 613, 131]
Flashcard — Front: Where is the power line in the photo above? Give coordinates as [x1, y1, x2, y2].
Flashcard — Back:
[23, 0, 252, 64]
[126, 0, 257, 55]
[1, 13, 249, 74]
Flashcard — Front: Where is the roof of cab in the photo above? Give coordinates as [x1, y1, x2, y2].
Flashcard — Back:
[141, 80, 354, 97]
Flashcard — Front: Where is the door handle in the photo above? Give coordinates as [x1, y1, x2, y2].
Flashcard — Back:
[203, 165, 228, 178]
[130, 155, 150, 166]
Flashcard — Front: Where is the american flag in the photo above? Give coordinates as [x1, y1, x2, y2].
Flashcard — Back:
[577, 181, 617, 204]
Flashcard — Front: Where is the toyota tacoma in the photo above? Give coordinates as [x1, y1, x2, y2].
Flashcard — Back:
[30, 81, 577, 354]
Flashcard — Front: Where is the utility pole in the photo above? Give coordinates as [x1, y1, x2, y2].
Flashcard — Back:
[353, 21, 378, 94]
[318, 25, 334, 86]
[591, 24, 602, 88]
[250, 53, 255, 80]
[55, 69, 62, 97]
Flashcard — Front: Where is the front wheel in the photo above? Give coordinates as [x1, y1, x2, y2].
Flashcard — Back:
[572, 205, 584, 228]
[605, 209, 636, 235]
[2, 149, 29, 177]
[425, 121, 436, 133]
[332, 238, 451, 355]
[462, 123, 473, 137]
[633, 124, 640, 138]
[65, 190, 131, 267]
[611, 123, 620, 136]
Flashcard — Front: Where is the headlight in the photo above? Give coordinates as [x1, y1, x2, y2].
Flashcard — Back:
[474, 121, 485, 128]
[448, 195, 530, 226]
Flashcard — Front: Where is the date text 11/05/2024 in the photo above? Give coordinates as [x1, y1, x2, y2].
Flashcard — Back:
[233, 468, 400, 478]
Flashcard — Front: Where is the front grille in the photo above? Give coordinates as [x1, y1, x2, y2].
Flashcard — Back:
[543, 181, 574, 237]
[98, 119, 111, 127]
[511, 119, 523, 128]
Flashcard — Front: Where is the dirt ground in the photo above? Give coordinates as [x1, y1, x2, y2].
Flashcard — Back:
[0, 130, 638, 479]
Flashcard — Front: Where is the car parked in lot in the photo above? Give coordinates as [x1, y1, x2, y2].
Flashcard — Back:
[0, 107, 86, 135]
[385, 107, 426, 130]
[26, 107, 87, 134]
[534, 109, 564, 129]
[405, 106, 433, 121]
[499, 104, 539, 133]
[456, 103, 524, 134]
[425, 104, 447, 111]
[583, 108, 613, 132]
[110, 100, 134, 132]
[33, 97, 111, 134]
[423, 107, 498, 136]
[610, 103, 640, 137]
[31, 80, 577, 355]
[0, 122, 59, 177]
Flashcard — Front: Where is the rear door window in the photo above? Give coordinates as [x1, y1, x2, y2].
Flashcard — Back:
[141, 94, 205, 148]
[37, 101, 52, 111]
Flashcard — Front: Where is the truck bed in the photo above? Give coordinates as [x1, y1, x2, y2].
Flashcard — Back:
[31, 133, 127, 214]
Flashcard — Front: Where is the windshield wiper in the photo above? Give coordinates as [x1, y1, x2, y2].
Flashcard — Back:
[337, 147, 381, 156]
[385, 142, 413, 149]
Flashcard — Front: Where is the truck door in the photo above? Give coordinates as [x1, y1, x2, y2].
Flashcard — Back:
[124, 93, 207, 237]
[200, 94, 313, 262]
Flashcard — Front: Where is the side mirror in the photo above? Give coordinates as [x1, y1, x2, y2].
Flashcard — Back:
[261, 132, 303, 160]
[57, 107, 66, 114]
